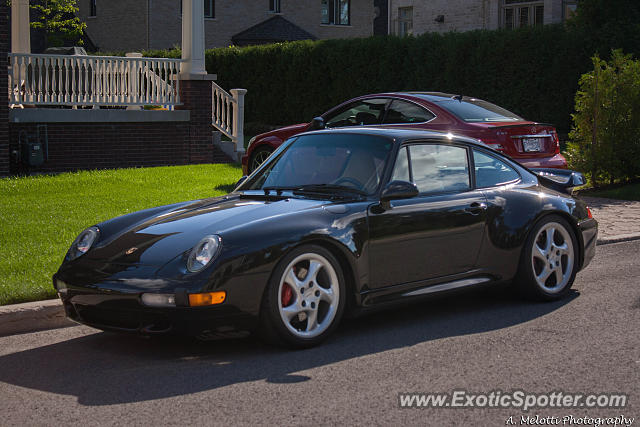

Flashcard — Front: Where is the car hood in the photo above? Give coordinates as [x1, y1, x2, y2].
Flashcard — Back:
[87, 194, 330, 266]
[258, 123, 309, 140]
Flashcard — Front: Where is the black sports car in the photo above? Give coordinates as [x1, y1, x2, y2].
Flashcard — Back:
[53, 128, 597, 348]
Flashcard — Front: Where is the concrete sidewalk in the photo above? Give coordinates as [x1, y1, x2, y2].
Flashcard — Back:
[1, 196, 639, 337]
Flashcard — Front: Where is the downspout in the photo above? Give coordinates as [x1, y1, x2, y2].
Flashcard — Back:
[387, 0, 391, 34]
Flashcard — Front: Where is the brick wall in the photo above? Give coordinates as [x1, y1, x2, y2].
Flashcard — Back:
[8, 119, 230, 175]
[0, 4, 9, 175]
[76, 0, 149, 52]
[176, 79, 230, 165]
[81, 0, 375, 51]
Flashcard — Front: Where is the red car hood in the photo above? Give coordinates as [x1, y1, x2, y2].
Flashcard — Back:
[259, 122, 309, 140]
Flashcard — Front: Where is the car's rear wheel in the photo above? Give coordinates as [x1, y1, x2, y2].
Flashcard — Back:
[516, 215, 578, 301]
[260, 245, 346, 348]
[249, 146, 274, 173]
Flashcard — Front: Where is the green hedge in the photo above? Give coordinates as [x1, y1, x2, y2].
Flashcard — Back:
[146, 23, 639, 135]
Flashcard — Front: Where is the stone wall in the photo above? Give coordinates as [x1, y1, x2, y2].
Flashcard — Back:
[388, 0, 566, 35]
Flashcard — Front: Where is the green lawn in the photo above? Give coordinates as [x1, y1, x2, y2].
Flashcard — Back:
[0, 164, 242, 306]
[579, 182, 640, 201]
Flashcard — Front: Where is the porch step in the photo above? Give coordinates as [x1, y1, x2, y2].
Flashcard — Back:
[212, 131, 244, 163]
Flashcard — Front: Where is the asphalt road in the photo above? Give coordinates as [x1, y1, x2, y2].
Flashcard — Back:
[0, 241, 638, 426]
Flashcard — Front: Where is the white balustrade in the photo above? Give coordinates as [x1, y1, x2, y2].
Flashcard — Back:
[8, 53, 182, 107]
[212, 82, 246, 153]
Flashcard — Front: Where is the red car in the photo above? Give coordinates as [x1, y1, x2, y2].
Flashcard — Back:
[242, 92, 567, 175]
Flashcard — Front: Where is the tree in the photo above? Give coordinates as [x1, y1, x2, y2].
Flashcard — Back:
[566, 50, 640, 186]
[30, 0, 86, 47]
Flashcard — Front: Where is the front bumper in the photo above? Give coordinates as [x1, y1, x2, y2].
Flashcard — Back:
[54, 279, 255, 336]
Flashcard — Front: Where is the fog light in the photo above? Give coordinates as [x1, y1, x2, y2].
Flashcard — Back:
[141, 293, 176, 307]
[188, 291, 226, 307]
[56, 279, 68, 295]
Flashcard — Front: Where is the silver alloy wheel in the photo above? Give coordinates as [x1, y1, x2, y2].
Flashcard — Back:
[277, 253, 340, 339]
[251, 150, 271, 172]
[531, 221, 574, 293]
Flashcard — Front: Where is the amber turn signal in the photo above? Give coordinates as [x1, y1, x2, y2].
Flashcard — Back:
[188, 291, 226, 307]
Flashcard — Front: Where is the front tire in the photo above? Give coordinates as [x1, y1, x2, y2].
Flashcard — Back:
[516, 215, 578, 301]
[260, 245, 346, 348]
[249, 146, 274, 173]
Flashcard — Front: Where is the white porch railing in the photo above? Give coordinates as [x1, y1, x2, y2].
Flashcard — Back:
[212, 82, 246, 153]
[8, 53, 182, 107]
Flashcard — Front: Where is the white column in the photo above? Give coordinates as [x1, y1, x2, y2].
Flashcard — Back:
[12, 0, 31, 53]
[181, 0, 206, 77]
[231, 89, 247, 154]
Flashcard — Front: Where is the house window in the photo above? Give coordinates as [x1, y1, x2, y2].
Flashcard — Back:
[321, 0, 350, 25]
[204, 0, 215, 19]
[89, 0, 96, 17]
[397, 7, 413, 36]
[564, 1, 578, 20]
[502, 0, 543, 29]
[269, 0, 281, 13]
[181, 1, 214, 18]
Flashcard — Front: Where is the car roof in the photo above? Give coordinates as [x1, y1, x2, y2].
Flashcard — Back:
[362, 91, 480, 103]
[300, 126, 486, 148]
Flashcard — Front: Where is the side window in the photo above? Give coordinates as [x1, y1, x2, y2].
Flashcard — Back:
[383, 100, 435, 124]
[391, 146, 410, 181]
[409, 145, 470, 194]
[325, 98, 387, 128]
[473, 150, 520, 188]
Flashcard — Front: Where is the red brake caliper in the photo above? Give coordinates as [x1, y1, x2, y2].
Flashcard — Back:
[281, 283, 293, 307]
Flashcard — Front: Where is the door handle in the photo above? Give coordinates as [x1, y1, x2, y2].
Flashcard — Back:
[466, 202, 487, 215]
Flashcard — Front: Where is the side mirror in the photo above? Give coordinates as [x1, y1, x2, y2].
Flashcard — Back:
[234, 176, 248, 189]
[569, 172, 586, 188]
[309, 116, 325, 130]
[380, 180, 419, 203]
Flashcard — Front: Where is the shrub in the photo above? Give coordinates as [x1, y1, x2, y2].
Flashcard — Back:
[202, 26, 601, 134]
[566, 50, 640, 186]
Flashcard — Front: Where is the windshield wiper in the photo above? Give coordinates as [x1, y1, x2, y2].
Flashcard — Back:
[262, 184, 367, 199]
[294, 184, 367, 197]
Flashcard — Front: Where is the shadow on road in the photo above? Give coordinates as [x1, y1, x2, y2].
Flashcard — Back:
[0, 287, 578, 406]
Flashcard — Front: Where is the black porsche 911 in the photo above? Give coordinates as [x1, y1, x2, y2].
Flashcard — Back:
[53, 128, 597, 348]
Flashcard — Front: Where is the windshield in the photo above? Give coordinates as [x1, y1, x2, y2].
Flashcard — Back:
[241, 133, 393, 195]
[437, 98, 523, 122]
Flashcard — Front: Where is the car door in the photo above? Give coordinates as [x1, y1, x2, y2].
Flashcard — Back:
[367, 142, 488, 289]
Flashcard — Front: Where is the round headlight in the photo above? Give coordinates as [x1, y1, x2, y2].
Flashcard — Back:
[187, 235, 221, 272]
[66, 226, 100, 261]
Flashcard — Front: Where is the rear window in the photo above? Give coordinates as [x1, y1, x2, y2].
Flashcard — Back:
[437, 98, 523, 123]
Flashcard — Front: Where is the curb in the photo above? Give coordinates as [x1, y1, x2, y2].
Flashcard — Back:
[0, 298, 73, 337]
[596, 233, 640, 246]
[1, 234, 640, 338]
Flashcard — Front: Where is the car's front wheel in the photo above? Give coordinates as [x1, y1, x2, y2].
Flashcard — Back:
[516, 215, 578, 301]
[249, 146, 274, 173]
[260, 245, 346, 348]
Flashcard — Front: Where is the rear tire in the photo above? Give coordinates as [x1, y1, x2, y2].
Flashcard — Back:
[516, 215, 578, 301]
[260, 245, 346, 349]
